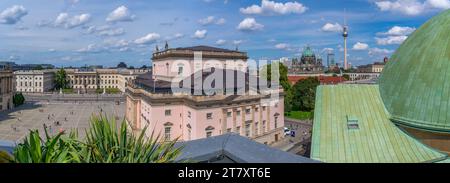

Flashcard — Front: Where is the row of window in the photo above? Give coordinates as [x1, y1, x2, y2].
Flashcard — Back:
[165, 106, 272, 120]
[164, 125, 214, 141]
[17, 76, 43, 80]
[18, 81, 42, 87]
[18, 88, 43, 92]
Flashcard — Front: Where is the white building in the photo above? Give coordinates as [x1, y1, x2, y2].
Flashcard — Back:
[66, 68, 148, 93]
[14, 70, 55, 93]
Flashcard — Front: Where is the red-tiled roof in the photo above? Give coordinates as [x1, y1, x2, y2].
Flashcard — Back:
[288, 75, 345, 85]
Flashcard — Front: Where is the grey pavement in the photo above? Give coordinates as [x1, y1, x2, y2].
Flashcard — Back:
[0, 101, 125, 143]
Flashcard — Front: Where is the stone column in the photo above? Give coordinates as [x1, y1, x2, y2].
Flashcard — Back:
[232, 108, 237, 133]
[222, 109, 227, 135]
[267, 104, 271, 132]
[251, 105, 256, 138]
[241, 106, 245, 135]
[259, 104, 263, 134]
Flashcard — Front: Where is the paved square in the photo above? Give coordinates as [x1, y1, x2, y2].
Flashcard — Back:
[0, 101, 125, 143]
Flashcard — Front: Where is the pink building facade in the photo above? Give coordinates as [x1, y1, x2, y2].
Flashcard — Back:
[126, 46, 285, 144]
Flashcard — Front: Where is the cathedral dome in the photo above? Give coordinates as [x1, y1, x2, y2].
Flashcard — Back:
[302, 46, 315, 57]
[379, 10, 450, 133]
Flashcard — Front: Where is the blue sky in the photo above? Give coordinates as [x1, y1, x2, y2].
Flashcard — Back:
[0, 0, 448, 67]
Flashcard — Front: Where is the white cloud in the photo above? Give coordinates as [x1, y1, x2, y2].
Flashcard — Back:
[193, 29, 207, 39]
[77, 44, 104, 53]
[321, 23, 343, 32]
[0, 5, 28, 24]
[199, 16, 215, 25]
[337, 45, 344, 52]
[106, 6, 136, 23]
[216, 18, 226, 25]
[352, 42, 369, 50]
[240, 0, 307, 15]
[369, 47, 394, 55]
[198, 16, 226, 25]
[174, 33, 184, 39]
[322, 48, 334, 53]
[61, 56, 83, 61]
[216, 39, 227, 45]
[426, 0, 450, 9]
[378, 26, 416, 36]
[375, 35, 408, 45]
[275, 43, 290, 50]
[237, 18, 264, 31]
[86, 25, 125, 36]
[54, 13, 91, 29]
[134, 33, 161, 44]
[233, 40, 244, 45]
[374, 0, 450, 16]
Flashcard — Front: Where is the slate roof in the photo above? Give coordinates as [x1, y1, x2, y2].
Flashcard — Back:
[0, 140, 15, 155]
[175, 133, 319, 163]
[311, 85, 447, 163]
[175, 46, 242, 53]
[379, 10, 450, 133]
[133, 69, 269, 95]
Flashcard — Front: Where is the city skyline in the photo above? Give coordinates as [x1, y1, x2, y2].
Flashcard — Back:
[0, 0, 448, 67]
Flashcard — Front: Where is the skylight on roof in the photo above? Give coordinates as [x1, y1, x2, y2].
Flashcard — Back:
[347, 116, 359, 130]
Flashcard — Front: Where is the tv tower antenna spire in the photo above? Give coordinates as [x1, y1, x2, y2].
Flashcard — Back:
[343, 8, 349, 70]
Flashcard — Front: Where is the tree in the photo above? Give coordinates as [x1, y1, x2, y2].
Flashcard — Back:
[117, 62, 127, 68]
[342, 74, 350, 80]
[55, 68, 68, 90]
[261, 62, 293, 112]
[291, 77, 320, 111]
[141, 65, 148, 69]
[12, 93, 25, 107]
[0, 115, 182, 163]
[128, 66, 135, 69]
[34, 65, 43, 70]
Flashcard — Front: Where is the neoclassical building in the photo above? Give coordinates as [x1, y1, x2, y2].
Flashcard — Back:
[126, 45, 285, 144]
[0, 70, 14, 111]
[14, 70, 55, 93]
[66, 68, 148, 93]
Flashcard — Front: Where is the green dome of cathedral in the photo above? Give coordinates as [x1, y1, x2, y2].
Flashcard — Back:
[379, 10, 450, 133]
[302, 46, 315, 57]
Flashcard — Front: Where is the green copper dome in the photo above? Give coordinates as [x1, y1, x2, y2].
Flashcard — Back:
[302, 46, 315, 57]
[379, 10, 450, 133]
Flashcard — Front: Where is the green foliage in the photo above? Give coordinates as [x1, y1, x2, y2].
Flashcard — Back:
[62, 88, 74, 94]
[342, 74, 350, 80]
[8, 128, 81, 163]
[13, 93, 25, 107]
[96, 88, 121, 94]
[82, 115, 182, 163]
[34, 65, 44, 70]
[261, 62, 293, 111]
[291, 77, 320, 111]
[0, 115, 182, 163]
[55, 68, 69, 90]
[285, 111, 314, 120]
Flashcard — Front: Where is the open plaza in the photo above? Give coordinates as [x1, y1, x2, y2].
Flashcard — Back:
[0, 101, 125, 142]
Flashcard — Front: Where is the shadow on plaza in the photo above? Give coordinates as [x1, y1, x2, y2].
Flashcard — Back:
[0, 102, 43, 123]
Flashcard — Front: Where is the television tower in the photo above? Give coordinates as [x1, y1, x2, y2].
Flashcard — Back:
[343, 9, 349, 70]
